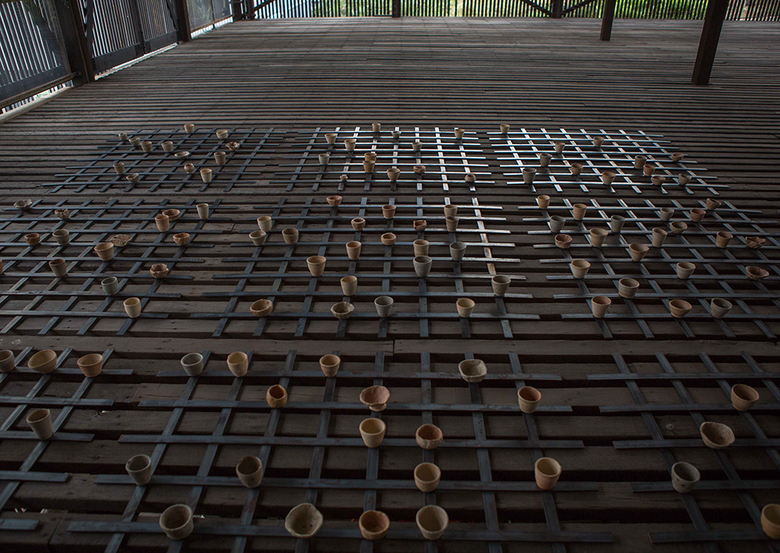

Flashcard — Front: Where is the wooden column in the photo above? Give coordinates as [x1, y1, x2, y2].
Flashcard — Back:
[692, 0, 729, 85]
[172, 0, 192, 41]
[232, 0, 245, 20]
[244, 0, 255, 19]
[551, 0, 563, 18]
[52, 0, 94, 84]
[392, 0, 401, 18]
[600, 0, 616, 41]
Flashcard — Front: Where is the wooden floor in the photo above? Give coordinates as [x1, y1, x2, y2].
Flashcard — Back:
[0, 17, 779, 553]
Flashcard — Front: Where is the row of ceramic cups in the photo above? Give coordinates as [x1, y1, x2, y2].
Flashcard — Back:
[155, 501, 447, 541]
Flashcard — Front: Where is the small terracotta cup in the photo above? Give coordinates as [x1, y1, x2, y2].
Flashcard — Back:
[492, 275, 510, 296]
[450, 241, 467, 261]
[49, 258, 67, 277]
[456, 298, 476, 318]
[359, 418, 386, 448]
[591, 296, 611, 318]
[197, 203, 209, 219]
[180, 353, 204, 376]
[716, 231, 733, 248]
[319, 354, 341, 376]
[266, 385, 288, 408]
[731, 384, 759, 411]
[590, 228, 608, 247]
[227, 352, 249, 377]
[629, 243, 649, 262]
[200, 168, 212, 183]
[618, 278, 640, 299]
[126, 454, 152, 485]
[95, 242, 115, 261]
[285, 503, 323, 538]
[351, 217, 366, 231]
[761, 504, 780, 539]
[52, 229, 70, 245]
[610, 215, 626, 233]
[669, 299, 692, 318]
[658, 207, 674, 222]
[155, 214, 170, 232]
[652, 228, 667, 248]
[710, 298, 732, 319]
[572, 203, 587, 220]
[569, 162, 583, 175]
[359, 510, 390, 541]
[282, 228, 299, 245]
[375, 296, 394, 318]
[360, 385, 390, 411]
[346, 241, 362, 260]
[443, 204, 458, 217]
[522, 168, 536, 184]
[341, 275, 358, 296]
[27, 408, 53, 439]
[416, 424, 443, 449]
[537, 195, 551, 209]
[250, 299, 273, 317]
[676, 262, 696, 280]
[689, 208, 706, 222]
[555, 234, 572, 249]
[570, 259, 591, 279]
[671, 462, 700, 493]
[124, 297, 141, 318]
[257, 216, 273, 232]
[0, 350, 15, 372]
[382, 204, 396, 219]
[160, 504, 194, 540]
[236, 455, 264, 488]
[413, 239, 429, 257]
[518, 386, 541, 413]
[77, 353, 104, 377]
[699, 421, 735, 449]
[416, 505, 448, 541]
[174, 232, 192, 246]
[458, 359, 487, 382]
[535, 457, 562, 490]
[306, 255, 327, 276]
[414, 462, 442, 492]
[381, 233, 397, 246]
[28, 350, 57, 373]
[445, 216, 459, 232]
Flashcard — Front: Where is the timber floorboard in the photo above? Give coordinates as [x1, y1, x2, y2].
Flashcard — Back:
[0, 16, 779, 553]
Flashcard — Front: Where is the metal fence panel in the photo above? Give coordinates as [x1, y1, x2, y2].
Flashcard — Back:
[0, 0, 70, 104]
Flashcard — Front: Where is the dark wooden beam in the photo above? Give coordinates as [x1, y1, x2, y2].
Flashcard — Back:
[692, 0, 729, 85]
[392, 0, 401, 17]
[600, 0, 616, 41]
[232, 0, 245, 20]
[172, 0, 192, 41]
[51, 0, 95, 85]
[244, 0, 255, 19]
[551, 0, 563, 18]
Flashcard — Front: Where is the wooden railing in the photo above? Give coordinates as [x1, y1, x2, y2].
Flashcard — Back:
[240, 0, 779, 19]
[0, 0, 218, 111]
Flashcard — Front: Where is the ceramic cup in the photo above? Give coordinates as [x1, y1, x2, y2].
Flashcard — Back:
[126, 454, 153, 486]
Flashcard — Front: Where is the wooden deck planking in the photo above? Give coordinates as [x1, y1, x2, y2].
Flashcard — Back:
[0, 17, 779, 553]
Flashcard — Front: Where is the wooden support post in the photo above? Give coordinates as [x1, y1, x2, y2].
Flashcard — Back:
[52, 0, 94, 85]
[244, 0, 255, 19]
[692, 0, 729, 86]
[392, 0, 401, 18]
[172, 0, 192, 41]
[551, 0, 563, 18]
[232, 0, 245, 19]
[600, 0, 616, 41]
